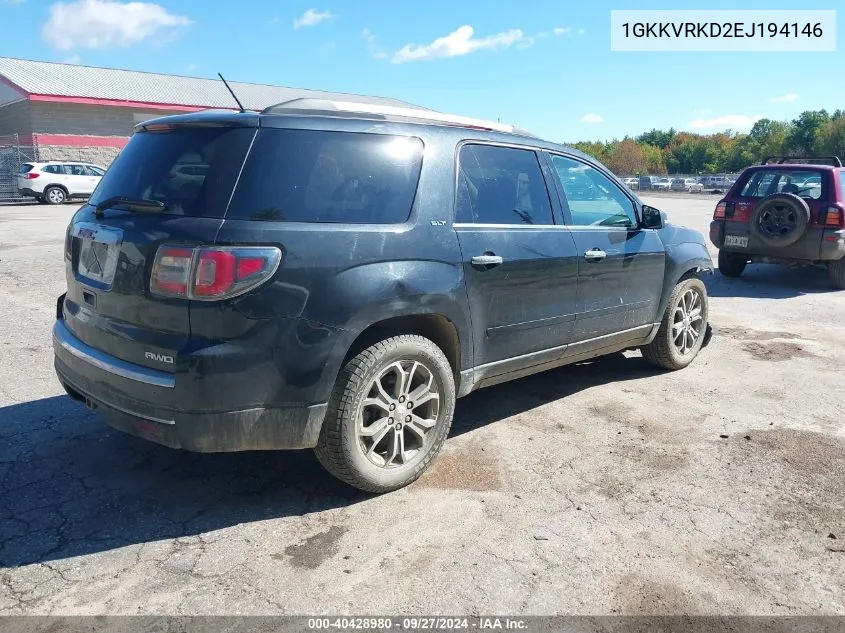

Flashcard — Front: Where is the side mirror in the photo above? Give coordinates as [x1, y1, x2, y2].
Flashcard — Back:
[641, 205, 664, 229]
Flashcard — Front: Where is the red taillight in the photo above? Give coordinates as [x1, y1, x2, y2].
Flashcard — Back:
[823, 205, 844, 228]
[714, 202, 727, 219]
[237, 257, 265, 280]
[24, 173, 40, 179]
[151, 246, 281, 300]
[193, 250, 236, 297]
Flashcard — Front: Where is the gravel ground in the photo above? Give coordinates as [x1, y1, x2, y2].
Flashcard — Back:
[0, 197, 844, 615]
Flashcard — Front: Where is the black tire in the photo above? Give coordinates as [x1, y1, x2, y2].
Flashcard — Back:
[718, 249, 748, 278]
[641, 277, 709, 371]
[44, 186, 66, 205]
[829, 258, 845, 290]
[314, 335, 456, 493]
[751, 193, 809, 248]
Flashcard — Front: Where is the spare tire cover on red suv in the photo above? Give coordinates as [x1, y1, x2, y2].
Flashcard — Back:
[751, 193, 810, 248]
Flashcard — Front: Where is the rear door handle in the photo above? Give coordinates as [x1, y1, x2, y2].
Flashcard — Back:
[471, 254, 503, 266]
[584, 249, 607, 261]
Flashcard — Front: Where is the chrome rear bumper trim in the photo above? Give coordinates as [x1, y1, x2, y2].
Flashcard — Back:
[53, 320, 176, 389]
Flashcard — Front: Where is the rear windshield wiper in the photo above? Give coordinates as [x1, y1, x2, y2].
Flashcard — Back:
[94, 196, 167, 217]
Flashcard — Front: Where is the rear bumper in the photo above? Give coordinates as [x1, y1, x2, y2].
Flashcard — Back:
[53, 319, 327, 451]
[18, 187, 40, 197]
[710, 221, 845, 262]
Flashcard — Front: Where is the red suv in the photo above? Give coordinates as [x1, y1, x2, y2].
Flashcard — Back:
[709, 157, 845, 289]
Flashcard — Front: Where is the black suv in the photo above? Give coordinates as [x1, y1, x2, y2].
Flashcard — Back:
[53, 101, 713, 492]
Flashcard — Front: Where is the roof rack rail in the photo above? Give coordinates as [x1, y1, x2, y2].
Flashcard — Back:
[262, 98, 523, 135]
[761, 156, 842, 167]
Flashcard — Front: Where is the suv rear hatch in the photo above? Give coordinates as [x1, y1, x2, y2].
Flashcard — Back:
[62, 115, 257, 371]
[715, 167, 829, 259]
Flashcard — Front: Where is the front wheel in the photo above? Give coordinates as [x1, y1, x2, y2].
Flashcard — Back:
[640, 278, 709, 371]
[315, 335, 456, 493]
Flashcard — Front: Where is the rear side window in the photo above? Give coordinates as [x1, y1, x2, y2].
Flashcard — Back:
[739, 169, 825, 201]
[456, 144, 553, 225]
[88, 126, 255, 218]
[19, 164, 33, 174]
[228, 129, 424, 224]
[43, 165, 61, 174]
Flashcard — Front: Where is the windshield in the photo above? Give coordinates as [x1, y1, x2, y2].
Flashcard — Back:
[89, 126, 255, 218]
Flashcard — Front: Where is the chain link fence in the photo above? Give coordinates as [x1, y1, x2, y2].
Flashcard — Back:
[0, 134, 39, 202]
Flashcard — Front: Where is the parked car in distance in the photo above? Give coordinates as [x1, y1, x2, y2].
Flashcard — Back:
[621, 177, 639, 190]
[679, 178, 704, 193]
[53, 102, 714, 493]
[638, 175, 654, 191]
[670, 178, 687, 191]
[710, 156, 845, 288]
[687, 179, 704, 193]
[651, 177, 672, 191]
[17, 161, 106, 205]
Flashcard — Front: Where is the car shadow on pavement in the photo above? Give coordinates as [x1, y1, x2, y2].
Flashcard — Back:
[451, 352, 662, 438]
[0, 396, 364, 568]
[705, 264, 835, 299]
[0, 353, 661, 568]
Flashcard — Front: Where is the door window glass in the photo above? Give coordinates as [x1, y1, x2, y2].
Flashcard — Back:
[456, 144, 553, 225]
[550, 155, 637, 227]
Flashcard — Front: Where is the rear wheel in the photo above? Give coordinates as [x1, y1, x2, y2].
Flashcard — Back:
[641, 278, 709, 371]
[718, 250, 748, 278]
[44, 186, 66, 205]
[315, 335, 455, 493]
[829, 258, 845, 290]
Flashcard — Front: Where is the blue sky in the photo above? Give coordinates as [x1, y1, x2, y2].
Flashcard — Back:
[0, 0, 841, 142]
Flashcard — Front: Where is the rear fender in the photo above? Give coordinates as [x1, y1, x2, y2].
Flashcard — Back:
[312, 260, 471, 399]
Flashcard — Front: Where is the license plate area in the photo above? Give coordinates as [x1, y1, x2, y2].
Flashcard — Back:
[73, 223, 123, 289]
[724, 234, 748, 248]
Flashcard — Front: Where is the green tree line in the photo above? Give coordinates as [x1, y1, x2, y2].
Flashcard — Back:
[569, 109, 845, 176]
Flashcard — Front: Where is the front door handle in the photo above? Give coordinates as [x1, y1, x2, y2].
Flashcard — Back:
[471, 254, 503, 266]
[584, 249, 607, 262]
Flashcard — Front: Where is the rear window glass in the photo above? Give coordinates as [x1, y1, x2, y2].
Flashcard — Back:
[88, 126, 255, 218]
[227, 129, 424, 224]
[739, 169, 824, 200]
[18, 164, 33, 174]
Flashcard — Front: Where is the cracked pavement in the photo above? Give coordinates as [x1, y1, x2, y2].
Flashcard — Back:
[0, 198, 844, 614]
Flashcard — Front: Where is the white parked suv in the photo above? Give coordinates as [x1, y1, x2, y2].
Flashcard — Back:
[16, 162, 106, 205]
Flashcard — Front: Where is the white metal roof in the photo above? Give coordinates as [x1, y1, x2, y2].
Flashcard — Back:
[0, 57, 419, 111]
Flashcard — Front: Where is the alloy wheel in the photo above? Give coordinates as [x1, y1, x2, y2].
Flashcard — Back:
[671, 288, 704, 355]
[357, 360, 440, 469]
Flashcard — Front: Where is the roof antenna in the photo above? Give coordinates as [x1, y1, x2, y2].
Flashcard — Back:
[218, 73, 246, 113]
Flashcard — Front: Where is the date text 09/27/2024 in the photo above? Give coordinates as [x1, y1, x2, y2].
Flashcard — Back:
[306, 617, 528, 630]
